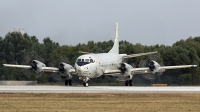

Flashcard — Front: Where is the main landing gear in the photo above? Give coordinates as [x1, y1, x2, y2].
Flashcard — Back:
[125, 80, 132, 86]
[65, 79, 72, 86]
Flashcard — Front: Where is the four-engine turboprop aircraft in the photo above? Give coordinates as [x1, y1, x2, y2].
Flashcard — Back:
[3, 22, 197, 87]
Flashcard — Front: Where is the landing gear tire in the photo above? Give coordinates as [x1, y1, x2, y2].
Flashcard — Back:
[69, 80, 72, 86]
[83, 82, 89, 87]
[125, 81, 128, 86]
[65, 80, 72, 86]
[125, 80, 132, 86]
[129, 80, 132, 86]
[65, 80, 68, 86]
[102, 75, 105, 79]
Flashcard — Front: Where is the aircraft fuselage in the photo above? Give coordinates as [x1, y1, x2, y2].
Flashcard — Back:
[74, 53, 126, 79]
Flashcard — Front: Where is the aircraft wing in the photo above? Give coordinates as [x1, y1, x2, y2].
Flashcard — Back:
[3, 63, 76, 73]
[41, 67, 59, 72]
[104, 69, 122, 74]
[41, 67, 76, 73]
[3, 64, 58, 72]
[104, 65, 197, 74]
[3, 64, 32, 69]
[133, 65, 197, 74]
[122, 51, 157, 59]
[104, 68, 149, 74]
[158, 65, 197, 69]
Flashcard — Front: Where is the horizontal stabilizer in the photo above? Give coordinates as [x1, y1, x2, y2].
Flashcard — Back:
[123, 51, 157, 59]
[79, 51, 90, 54]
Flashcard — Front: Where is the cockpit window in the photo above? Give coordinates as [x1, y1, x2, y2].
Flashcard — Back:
[77, 59, 81, 62]
[76, 59, 89, 66]
[85, 59, 90, 62]
[76, 58, 94, 66]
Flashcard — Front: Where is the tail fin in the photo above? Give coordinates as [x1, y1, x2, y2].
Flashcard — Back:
[108, 22, 119, 54]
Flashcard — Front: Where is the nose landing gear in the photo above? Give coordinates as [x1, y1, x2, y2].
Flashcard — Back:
[82, 77, 90, 87]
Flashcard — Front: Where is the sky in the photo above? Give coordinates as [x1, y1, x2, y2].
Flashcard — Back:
[0, 0, 200, 46]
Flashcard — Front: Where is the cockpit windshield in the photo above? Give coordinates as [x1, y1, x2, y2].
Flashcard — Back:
[76, 58, 94, 66]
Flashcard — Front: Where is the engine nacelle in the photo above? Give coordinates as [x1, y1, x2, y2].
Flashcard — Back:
[127, 74, 133, 80]
[116, 63, 134, 81]
[31, 60, 46, 73]
[119, 63, 133, 73]
[119, 63, 126, 73]
[59, 62, 75, 75]
[148, 60, 160, 73]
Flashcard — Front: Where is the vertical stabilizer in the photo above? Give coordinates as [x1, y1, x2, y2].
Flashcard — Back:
[108, 22, 119, 54]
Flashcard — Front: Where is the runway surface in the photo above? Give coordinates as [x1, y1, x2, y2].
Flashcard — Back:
[0, 86, 200, 93]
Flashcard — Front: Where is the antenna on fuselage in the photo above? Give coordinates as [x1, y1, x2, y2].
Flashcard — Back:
[108, 22, 119, 54]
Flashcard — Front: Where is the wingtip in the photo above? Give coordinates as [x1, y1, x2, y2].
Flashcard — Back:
[191, 65, 197, 67]
[153, 51, 157, 54]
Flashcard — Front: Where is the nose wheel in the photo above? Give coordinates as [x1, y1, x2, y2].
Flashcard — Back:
[83, 82, 89, 87]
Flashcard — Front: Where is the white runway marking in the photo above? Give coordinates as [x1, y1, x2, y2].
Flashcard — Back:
[0, 86, 200, 93]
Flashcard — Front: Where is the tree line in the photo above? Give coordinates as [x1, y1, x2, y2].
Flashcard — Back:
[0, 31, 200, 86]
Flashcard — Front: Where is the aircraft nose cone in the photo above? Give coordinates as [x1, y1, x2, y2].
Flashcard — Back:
[77, 66, 89, 76]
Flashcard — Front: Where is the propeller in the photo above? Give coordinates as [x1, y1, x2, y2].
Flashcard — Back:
[138, 54, 164, 80]
[21, 52, 45, 78]
[48, 57, 70, 81]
